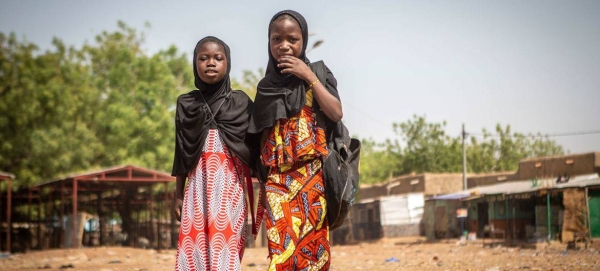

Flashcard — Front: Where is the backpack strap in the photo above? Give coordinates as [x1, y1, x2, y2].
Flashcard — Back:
[308, 61, 331, 136]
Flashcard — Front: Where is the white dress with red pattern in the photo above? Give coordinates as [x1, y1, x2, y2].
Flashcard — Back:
[175, 129, 248, 271]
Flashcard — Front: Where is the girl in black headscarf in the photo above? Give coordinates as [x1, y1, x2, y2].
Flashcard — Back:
[249, 10, 342, 270]
[172, 36, 255, 271]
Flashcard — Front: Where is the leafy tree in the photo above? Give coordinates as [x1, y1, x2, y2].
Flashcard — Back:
[0, 33, 102, 184]
[358, 138, 403, 184]
[82, 22, 189, 171]
[359, 115, 564, 184]
[231, 68, 263, 100]
[0, 22, 190, 186]
[467, 124, 564, 173]
[394, 115, 462, 174]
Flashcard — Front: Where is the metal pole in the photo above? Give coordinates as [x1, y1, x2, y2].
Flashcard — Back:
[97, 191, 103, 246]
[0, 183, 3, 252]
[28, 188, 32, 251]
[512, 202, 516, 242]
[505, 196, 509, 243]
[6, 178, 12, 252]
[60, 181, 65, 248]
[547, 192, 551, 241]
[72, 179, 78, 248]
[37, 196, 42, 249]
[462, 124, 467, 190]
[48, 187, 54, 248]
[164, 182, 169, 249]
[148, 185, 152, 249]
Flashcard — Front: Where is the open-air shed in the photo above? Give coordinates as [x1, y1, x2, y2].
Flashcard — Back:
[33, 165, 175, 249]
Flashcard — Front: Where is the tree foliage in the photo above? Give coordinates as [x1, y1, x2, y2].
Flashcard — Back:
[231, 68, 263, 100]
[0, 23, 565, 188]
[358, 138, 403, 186]
[360, 115, 565, 184]
[0, 22, 191, 186]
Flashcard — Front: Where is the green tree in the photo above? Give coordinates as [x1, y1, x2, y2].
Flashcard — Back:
[466, 129, 498, 173]
[0, 33, 102, 185]
[231, 68, 263, 100]
[359, 115, 565, 184]
[82, 22, 189, 171]
[358, 138, 403, 184]
[394, 115, 462, 174]
[467, 125, 564, 173]
[0, 22, 190, 186]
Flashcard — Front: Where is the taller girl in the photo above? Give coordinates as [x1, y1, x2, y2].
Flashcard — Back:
[249, 10, 343, 271]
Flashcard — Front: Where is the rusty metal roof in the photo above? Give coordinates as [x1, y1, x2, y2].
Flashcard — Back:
[35, 165, 174, 187]
[0, 171, 15, 180]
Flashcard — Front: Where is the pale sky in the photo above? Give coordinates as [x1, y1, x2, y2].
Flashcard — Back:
[1, 0, 599, 154]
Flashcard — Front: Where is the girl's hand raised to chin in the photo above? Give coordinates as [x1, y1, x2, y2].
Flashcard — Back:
[277, 56, 318, 83]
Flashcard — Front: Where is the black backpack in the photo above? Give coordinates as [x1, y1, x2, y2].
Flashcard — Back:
[310, 61, 361, 231]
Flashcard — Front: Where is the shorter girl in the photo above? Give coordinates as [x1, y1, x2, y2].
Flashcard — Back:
[172, 36, 255, 271]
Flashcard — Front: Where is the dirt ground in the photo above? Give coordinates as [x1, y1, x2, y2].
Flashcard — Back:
[1, 237, 599, 271]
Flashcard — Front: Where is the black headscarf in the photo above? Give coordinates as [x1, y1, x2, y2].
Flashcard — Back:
[248, 10, 340, 134]
[172, 36, 255, 176]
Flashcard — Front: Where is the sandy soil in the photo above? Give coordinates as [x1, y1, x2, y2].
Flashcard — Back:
[1, 237, 599, 271]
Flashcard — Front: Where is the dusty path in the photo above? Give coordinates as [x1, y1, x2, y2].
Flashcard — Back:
[1, 237, 599, 270]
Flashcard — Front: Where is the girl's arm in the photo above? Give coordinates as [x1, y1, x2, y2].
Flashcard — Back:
[174, 175, 186, 221]
[176, 175, 186, 200]
[305, 73, 343, 122]
[277, 56, 342, 122]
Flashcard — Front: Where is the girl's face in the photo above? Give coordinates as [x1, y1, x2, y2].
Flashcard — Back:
[196, 41, 227, 84]
[269, 18, 303, 60]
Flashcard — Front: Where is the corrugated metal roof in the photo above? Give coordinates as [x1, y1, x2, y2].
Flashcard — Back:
[34, 165, 174, 187]
[429, 173, 600, 200]
[0, 171, 15, 179]
[429, 193, 471, 200]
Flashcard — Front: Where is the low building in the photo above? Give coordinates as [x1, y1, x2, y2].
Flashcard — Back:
[333, 173, 464, 244]
[467, 152, 600, 188]
[426, 173, 600, 243]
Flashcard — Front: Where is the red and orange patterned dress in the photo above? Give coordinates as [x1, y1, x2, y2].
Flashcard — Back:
[261, 89, 330, 270]
[175, 129, 248, 271]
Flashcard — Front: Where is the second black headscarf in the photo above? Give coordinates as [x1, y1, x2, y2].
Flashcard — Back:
[248, 10, 340, 134]
[172, 36, 255, 176]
